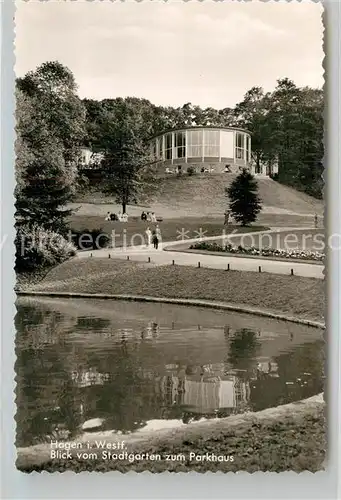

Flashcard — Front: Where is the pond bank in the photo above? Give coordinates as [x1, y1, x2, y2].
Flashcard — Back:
[17, 259, 325, 323]
[17, 290, 324, 329]
[17, 394, 325, 473]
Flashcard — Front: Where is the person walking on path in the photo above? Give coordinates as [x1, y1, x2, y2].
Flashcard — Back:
[224, 209, 231, 226]
[152, 230, 159, 250]
[314, 213, 318, 228]
[145, 227, 152, 247]
[155, 224, 162, 248]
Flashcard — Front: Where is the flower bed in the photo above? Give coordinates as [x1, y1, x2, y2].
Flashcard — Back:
[189, 242, 324, 262]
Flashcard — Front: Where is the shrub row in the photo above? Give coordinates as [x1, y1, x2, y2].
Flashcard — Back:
[70, 229, 111, 250]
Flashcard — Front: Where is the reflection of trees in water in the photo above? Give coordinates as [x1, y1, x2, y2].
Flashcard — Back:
[15, 305, 69, 349]
[249, 340, 324, 412]
[76, 317, 111, 332]
[75, 328, 168, 432]
[227, 328, 260, 378]
[16, 305, 88, 446]
[16, 341, 81, 447]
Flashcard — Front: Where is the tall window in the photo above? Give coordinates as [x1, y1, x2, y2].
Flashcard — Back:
[174, 132, 186, 159]
[165, 133, 172, 160]
[158, 137, 163, 160]
[204, 130, 220, 157]
[246, 135, 251, 162]
[187, 130, 203, 157]
[235, 132, 245, 160]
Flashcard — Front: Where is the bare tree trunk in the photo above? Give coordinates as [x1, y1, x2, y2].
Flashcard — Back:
[256, 153, 261, 174]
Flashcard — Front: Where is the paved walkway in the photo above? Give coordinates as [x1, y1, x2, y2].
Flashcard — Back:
[77, 228, 324, 279]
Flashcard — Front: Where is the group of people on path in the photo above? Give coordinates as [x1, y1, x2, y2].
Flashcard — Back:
[105, 210, 159, 224]
[141, 211, 157, 223]
[105, 211, 128, 222]
[145, 225, 162, 249]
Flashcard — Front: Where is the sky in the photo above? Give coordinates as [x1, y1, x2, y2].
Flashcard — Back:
[15, 0, 324, 109]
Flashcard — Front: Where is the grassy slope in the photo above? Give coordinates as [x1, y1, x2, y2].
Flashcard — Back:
[25, 259, 324, 322]
[19, 401, 325, 473]
[154, 175, 324, 216]
[74, 175, 324, 219]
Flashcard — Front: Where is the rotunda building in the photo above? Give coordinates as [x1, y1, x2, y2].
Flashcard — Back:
[150, 126, 252, 175]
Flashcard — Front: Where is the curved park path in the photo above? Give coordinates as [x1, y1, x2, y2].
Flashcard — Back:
[77, 228, 324, 279]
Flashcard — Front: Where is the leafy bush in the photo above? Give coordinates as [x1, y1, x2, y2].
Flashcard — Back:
[187, 166, 196, 176]
[15, 224, 76, 272]
[70, 228, 111, 250]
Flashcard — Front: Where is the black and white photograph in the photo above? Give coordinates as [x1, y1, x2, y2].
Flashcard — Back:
[13, 0, 326, 473]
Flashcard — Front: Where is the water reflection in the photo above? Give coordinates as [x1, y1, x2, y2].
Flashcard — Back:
[15, 298, 324, 447]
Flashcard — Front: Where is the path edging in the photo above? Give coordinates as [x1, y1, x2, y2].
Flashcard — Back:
[16, 290, 325, 329]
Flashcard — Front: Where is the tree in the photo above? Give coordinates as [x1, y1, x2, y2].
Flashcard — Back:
[234, 87, 276, 173]
[268, 80, 323, 198]
[234, 80, 323, 199]
[226, 169, 262, 226]
[15, 62, 86, 233]
[15, 90, 77, 233]
[101, 110, 158, 214]
[17, 61, 86, 164]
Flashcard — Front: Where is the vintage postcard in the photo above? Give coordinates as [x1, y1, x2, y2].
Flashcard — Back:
[14, 0, 325, 474]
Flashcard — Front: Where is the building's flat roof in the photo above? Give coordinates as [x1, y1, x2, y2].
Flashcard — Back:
[150, 125, 251, 139]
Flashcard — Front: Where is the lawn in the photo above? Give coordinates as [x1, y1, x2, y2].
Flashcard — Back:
[67, 215, 268, 248]
[25, 259, 325, 322]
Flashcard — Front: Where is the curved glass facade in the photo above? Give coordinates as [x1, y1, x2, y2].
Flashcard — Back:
[151, 127, 251, 169]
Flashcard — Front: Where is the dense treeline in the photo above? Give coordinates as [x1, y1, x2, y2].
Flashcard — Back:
[83, 78, 323, 199]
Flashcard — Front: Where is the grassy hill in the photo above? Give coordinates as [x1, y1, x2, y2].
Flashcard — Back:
[154, 174, 324, 217]
[74, 174, 323, 221]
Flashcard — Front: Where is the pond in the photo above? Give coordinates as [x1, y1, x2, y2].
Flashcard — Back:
[15, 297, 324, 448]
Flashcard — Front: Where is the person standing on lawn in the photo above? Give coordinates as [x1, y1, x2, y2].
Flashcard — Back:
[155, 224, 162, 248]
[145, 227, 152, 247]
